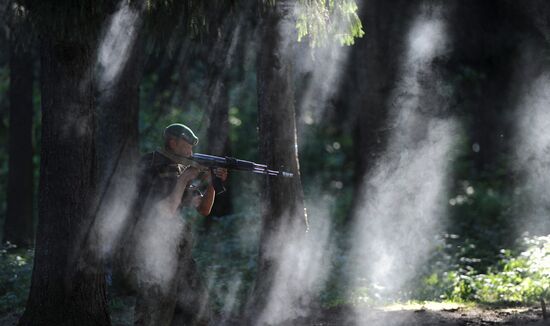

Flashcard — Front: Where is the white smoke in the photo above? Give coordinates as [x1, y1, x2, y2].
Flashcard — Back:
[88, 1, 145, 261]
[292, 3, 354, 126]
[351, 4, 457, 306]
[352, 120, 457, 293]
[294, 41, 351, 127]
[256, 201, 335, 325]
[513, 70, 550, 235]
[96, 1, 143, 90]
[130, 204, 185, 293]
[92, 170, 139, 259]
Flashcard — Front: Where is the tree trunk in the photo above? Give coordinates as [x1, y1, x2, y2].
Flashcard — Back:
[249, 1, 308, 322]
[18, 37, 111, 326]
[4, 29, 34, 248]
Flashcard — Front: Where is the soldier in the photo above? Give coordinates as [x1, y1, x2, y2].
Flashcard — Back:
[121, 123, 227, 326]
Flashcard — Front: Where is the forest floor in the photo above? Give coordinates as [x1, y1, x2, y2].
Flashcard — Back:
[1, 302, 548, 325]
[292, 303, 550, 326]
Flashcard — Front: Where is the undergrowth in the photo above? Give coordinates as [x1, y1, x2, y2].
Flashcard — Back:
[0, 230, 548, 317]
[440, 235, 550, 304]
[0, 243, 32, 314]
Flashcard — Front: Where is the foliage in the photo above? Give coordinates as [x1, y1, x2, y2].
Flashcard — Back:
[337, 234, 550, 307]
[0, 243, 33, 314]
[295, 0, 364, 47]
[442, 235, 550, 303]
[418, 235, 550, 304]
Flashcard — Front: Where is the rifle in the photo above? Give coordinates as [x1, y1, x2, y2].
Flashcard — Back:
[189, 153, 294, 194]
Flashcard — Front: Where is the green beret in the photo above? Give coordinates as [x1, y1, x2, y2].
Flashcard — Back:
[163, 123, 199, 146]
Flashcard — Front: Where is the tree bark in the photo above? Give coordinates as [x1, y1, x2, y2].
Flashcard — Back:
[249, 0, 308, 322]
[4, 27, 34, 248]
[18, 37, 111, 326]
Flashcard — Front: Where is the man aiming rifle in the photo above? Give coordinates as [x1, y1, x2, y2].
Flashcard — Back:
[121, 123, 291, 326]
[120, 123, 226, 326]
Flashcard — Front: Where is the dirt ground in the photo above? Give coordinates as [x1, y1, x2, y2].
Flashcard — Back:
[2, 303, 548, 325]
[223, 303, 550, 326]
[302, 304, 550, 326]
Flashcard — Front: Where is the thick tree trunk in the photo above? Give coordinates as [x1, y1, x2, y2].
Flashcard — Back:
[18, 38, 111, 326]
[257, 0, 307, 232]
[249, 1, 308, 322]
[4, 33, 34, 247]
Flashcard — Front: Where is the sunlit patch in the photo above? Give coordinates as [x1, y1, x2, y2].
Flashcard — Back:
[379, 301, 465, 312]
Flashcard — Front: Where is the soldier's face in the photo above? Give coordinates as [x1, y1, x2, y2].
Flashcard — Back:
[170, 138, 193, 157]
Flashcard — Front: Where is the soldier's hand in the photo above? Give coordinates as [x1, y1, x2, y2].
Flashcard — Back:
[181, 166, 200, 180]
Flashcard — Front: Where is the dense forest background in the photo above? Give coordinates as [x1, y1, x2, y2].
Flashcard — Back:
[0, 0, 549, 325]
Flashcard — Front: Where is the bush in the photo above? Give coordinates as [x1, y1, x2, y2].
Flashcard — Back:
[441, 235, 550, 303]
